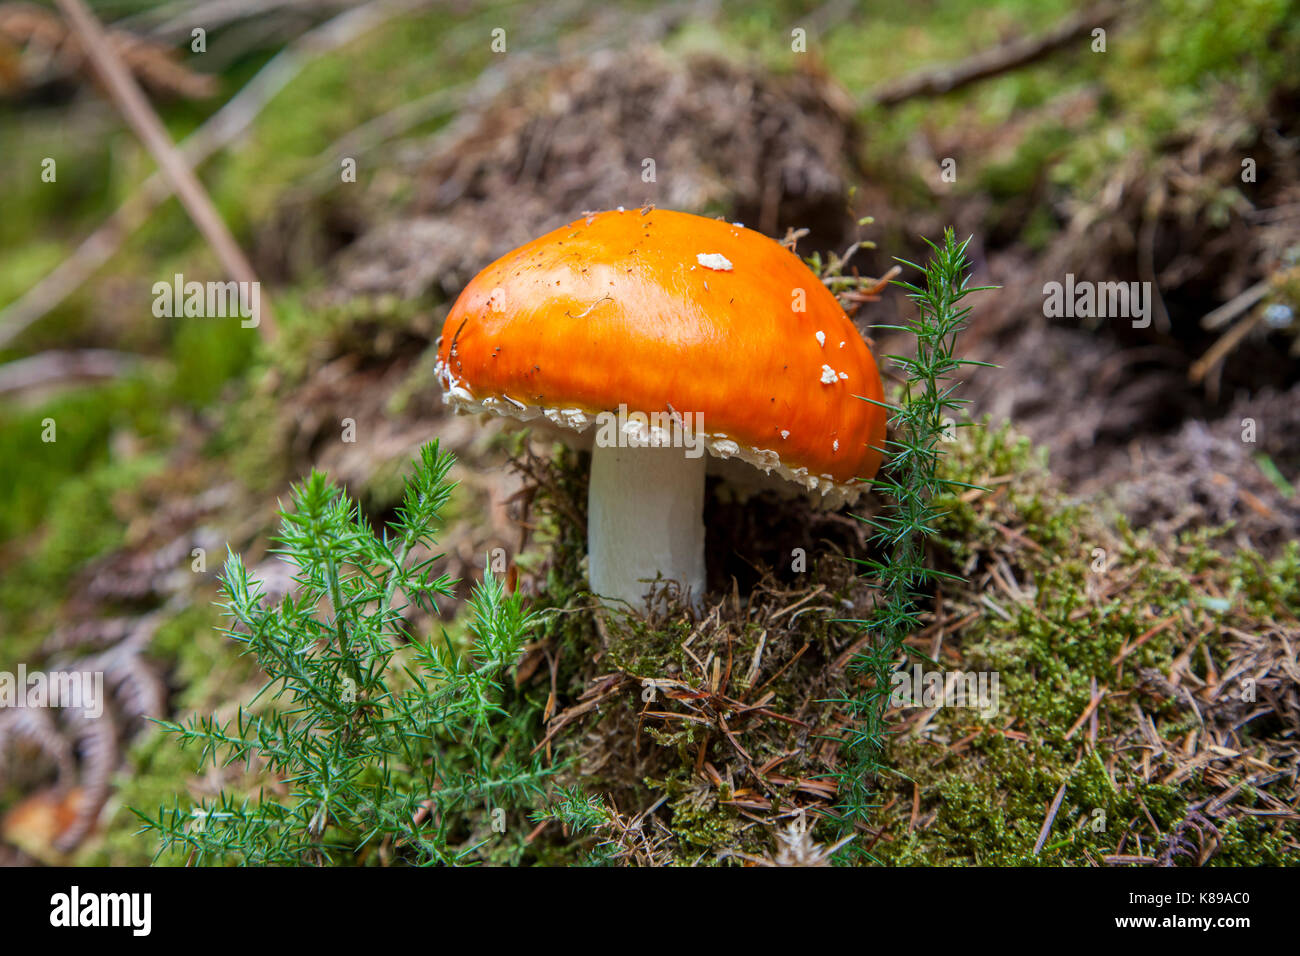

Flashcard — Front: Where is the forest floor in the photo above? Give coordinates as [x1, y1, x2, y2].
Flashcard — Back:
[0, 0, 1297, 864]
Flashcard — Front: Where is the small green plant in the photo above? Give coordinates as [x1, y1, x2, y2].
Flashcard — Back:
[532, 784, 611, 835]
[531, 785, 623, 864]
[831, 228, 993, 856]
[137, 441, 551, 865]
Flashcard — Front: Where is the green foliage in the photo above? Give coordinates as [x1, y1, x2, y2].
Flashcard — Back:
[136, 442, 552, 864]
[977, 123, 1073, 201]
[0, 450, 164, 657]
[532, 785, 611, 835]
[830, 229, 992, 853]
[1230, 542, 1300, 619]
[862, 424, 1300, 866]
[0, 378, 162, 542]
[1151, 0, 1299, 88]
[170, 318, 259, 407]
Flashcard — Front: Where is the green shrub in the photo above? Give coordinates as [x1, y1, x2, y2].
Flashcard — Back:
[138, 441, 551, 865]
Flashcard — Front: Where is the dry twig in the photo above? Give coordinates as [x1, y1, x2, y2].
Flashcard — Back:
[867, 3, 1121, 106]
[0, 0, 424, 346]
[53, 0, 274, 339]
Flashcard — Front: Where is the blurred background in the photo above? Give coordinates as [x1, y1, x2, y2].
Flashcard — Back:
[0, 0, 1297, 864]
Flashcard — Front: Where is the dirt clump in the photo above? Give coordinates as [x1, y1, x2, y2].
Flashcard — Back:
[331, 47, 861, 301]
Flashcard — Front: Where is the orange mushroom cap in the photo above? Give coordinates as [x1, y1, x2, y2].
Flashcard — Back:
[435, 208, 887, 500]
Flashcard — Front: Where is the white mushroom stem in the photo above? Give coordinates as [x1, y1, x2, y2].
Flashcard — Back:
[587, 442, 706, 609]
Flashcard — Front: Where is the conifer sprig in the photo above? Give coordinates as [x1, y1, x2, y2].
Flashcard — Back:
[136, 441, 550, 865]
[830, 229, 994, 856]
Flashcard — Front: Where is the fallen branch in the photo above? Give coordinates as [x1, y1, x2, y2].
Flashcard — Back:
[0, 349, 141, 396]
[122, 0, 359, 44]
[0, 1, 217, 99]
[0, 0, 424, 348]
[866, 3, 1121, 106]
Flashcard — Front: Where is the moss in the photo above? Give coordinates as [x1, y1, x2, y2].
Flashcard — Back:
[0, 451, 165, 660]
[977, 123, 1074, 201]
[170, 317, 259, 408]
[856, 422, 1300, 866]
[204, 375, 295, 494]
[1209, 817, 1300, 866]
[883, 725, 1197, 865]
[646, 770, 750, 862]
[931, 419, 1080, 559]
[1229, 543, 1300, 618]
[604, 615, 697, 676]
[78, 729, 202, 867]
[0, 377, 171, 541]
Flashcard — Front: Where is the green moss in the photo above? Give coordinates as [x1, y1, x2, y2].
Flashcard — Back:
[932, 419, 1079, 559]
[0, 377, 171, 540]
[79, 729, 203, 867]
[604, 615, 696, 676]
[1150, 0, 1299, 89]
[202, 374, 294, 494]
[858, 422, 1300, 866]
[645, 770, 750, 862]
[0, 451, 165, 656]
[170, 317, 258, 408]
[1209, 817, 1300, 866]
[978, 124, 1074, 201]
[1229, 543, 1300, 618]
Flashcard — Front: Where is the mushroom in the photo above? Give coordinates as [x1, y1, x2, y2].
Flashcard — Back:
[436, 208, 886, 609]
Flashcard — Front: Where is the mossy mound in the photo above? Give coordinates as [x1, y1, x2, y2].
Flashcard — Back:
[510, 424, 1299, 866]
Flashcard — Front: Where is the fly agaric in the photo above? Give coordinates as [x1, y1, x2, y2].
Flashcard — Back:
[436, 208, 886, 609]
